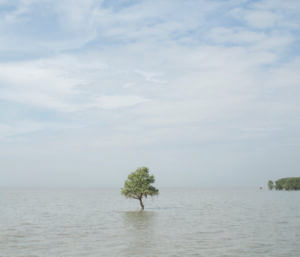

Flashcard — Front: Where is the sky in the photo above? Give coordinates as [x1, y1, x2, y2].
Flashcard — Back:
[0, 0, 300, 187]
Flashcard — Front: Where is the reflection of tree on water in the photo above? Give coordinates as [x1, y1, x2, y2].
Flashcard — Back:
[122, 211, 157, 257]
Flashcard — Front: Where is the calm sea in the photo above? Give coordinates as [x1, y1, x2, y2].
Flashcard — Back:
[0, 188, 299, 257]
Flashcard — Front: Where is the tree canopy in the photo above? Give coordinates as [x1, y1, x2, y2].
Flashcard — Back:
[274, 177, 300, 191]
[268, 177, 300, 191]
[268, 180, 274, 190]
[121, 167, 159, 210]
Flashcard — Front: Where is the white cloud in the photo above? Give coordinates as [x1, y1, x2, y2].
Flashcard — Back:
[122, 82, 135, 88]
[134, 70, 167, 84]
[94, 95, 148, 109]
[209, 27, 266, 44]
[0, 121, 44, 140]
[0, 54, 154, 113]
[0, 59, 83, 111]
[208, 27, 293, 53]
[230, 1, 300, 30]
[252, 0, 300, 12]
[244, 10, 279, 29]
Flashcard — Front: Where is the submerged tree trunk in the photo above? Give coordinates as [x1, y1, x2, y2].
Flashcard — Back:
[139, 197, 144, 210]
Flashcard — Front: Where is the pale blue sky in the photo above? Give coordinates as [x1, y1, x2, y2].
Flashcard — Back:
[0, 0, 299, 187]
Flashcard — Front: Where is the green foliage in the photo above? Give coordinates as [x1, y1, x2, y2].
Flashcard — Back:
[274, 177, 300, 191]
[121, 167, 159, 209]
[268, 180, 274, 190]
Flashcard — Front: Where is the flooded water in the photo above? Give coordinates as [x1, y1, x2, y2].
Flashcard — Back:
[0, 188, 299, 257]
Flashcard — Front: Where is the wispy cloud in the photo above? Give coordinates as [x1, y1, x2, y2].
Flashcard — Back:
[94, 95, 148, 109]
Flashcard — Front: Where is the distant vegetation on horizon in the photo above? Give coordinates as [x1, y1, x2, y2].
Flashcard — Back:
[268, 177, 300, 191]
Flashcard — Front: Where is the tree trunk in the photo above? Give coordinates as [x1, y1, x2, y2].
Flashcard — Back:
[139, 197, 144, 210]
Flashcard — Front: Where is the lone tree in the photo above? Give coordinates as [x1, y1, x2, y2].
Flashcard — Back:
[121, 167, 159, 210]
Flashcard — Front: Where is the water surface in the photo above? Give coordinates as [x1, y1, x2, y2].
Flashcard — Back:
[0, 188, 299, 257]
